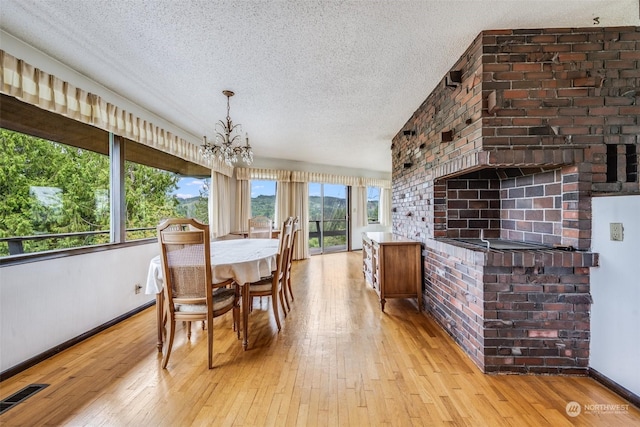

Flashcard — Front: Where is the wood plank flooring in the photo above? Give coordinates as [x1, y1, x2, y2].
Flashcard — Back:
[1, 251, 638, 426]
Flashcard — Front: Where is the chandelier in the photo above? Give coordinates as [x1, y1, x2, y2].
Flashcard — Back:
[200, 90, 253, 166]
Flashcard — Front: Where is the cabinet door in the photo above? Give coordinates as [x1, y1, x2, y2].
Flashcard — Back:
[380, 244, 420, 297]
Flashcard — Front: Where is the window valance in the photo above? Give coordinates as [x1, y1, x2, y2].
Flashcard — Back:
[0, 50, 233, 177]
[359, 177, 391, 189]
[235, 167, 291, 181]
[235, 166, 390, 188]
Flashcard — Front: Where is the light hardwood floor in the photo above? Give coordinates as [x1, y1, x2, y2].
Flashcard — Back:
[1, 251, 638, 426]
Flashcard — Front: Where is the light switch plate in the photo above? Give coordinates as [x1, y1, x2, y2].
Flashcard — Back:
[610, 223, 624, 241]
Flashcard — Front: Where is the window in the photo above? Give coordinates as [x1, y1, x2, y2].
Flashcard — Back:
[308, 183, 348, 254]
[173, 176, 210, 221]
[123, 160, 210, 241]
[367, 187, 380, 224]
[0, 95, 212, 260]
[250, 180, 276, 219]
[0, 128, 111, 256]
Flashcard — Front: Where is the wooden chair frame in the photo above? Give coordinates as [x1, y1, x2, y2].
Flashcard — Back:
[247, 217, 293, 330]
[157, 218, 238, 369]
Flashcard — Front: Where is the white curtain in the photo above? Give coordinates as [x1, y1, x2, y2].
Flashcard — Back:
[275, 181, 292, 228]
[235, 178, 251, 232]
[353, 186, 369, 228]
[210, 171, 232, 237]
[290, 181, 309, 260]
[379, 187, 392, 227]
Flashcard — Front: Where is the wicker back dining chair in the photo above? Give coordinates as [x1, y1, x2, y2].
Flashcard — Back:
[157, 218, 238, 369]
[282, 216, 300, 310]
[248, 216, 273, 238]
[247, 217, 293, 331]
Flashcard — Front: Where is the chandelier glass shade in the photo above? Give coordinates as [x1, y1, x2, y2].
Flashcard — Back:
[200, 90, 253, 166]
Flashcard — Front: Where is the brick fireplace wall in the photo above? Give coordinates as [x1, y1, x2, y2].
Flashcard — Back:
[391, 26, 638, 373]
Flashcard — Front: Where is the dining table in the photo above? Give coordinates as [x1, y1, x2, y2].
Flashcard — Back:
[146, 238, 279, 351]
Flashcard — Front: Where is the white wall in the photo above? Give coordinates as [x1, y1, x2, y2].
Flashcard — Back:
[590, 194, 640, 396]
[349, 190, 390, 250]
[0, 243, 158, 373]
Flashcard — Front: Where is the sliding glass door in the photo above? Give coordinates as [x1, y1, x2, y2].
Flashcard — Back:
[308, 183, 348, 255]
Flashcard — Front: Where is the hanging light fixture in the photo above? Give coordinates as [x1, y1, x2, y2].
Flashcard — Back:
[200, 90, 253, 166]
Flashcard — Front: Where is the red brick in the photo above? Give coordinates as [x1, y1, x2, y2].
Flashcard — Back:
[543, 44, 571, 52]
[621, 126, 640, 134]
[525, 72, 554, 80]
[512, 63, 543, 72]
[530, 35, 557, 43]
[620, 31, 640, 41]
[557, 88, 589, 97]
[573, 42, 604, 51]
[620, 69, 640, 78]
[620, 106, 640, 115]
[558, 34, 589, 43]
[503, 89, 530, 99]
[588, 51, 620, 60]
[573, 97, 604, 107]
[605, 60, 637, 69]
[558, 53, 588, 62]
[528, 330, 558, 338]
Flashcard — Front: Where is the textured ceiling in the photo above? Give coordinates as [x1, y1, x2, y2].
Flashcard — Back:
[1, 1, 638, 173]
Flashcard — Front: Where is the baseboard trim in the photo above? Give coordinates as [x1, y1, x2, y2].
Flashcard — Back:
[589, 367, 640, 409]
[0, 301, 155, 382]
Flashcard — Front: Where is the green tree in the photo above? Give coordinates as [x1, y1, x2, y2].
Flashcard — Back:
[0, 129, 187, 255]
[251, 194, 276, 218]
[124, 160, 180, 239]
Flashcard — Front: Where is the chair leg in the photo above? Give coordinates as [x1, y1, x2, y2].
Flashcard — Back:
[282, 280, 291, 312]
[279, 287, 287, 319]
[272, 291, 282, 331]
[287, 276, 295, 302]
[207, 312, 214, 369]
[162, 319, 176, 369]
[186, 321, 192, 340]
[234, 285, 241, 340]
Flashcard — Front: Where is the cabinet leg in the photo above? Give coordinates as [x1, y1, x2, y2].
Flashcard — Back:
[380, 299, 386, 312]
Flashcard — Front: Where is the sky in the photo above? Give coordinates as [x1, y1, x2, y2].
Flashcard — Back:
[172, 177, 207, 199]
[251, 180, 276, 198]
[308, 183, 346, 198]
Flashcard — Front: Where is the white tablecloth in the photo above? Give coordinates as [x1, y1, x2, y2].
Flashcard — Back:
[146, 238, 279, 294]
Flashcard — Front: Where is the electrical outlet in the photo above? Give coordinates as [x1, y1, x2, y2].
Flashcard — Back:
[134, 284, 142, 294]
[610, 223, 624, 241]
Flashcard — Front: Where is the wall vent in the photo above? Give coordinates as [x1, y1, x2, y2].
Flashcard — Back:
[0, 384, 49, 414]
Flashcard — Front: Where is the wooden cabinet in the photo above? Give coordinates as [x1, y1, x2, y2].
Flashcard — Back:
[362, 232, 422, 312]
